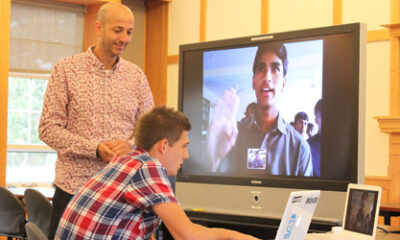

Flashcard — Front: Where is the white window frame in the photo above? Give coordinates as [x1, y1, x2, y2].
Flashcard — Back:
[7, 72, 54, 153]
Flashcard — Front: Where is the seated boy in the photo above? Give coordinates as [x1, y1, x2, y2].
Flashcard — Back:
[55, 106, 258, 240]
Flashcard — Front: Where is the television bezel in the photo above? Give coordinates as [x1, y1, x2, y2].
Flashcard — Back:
[176, 23, 365, 193]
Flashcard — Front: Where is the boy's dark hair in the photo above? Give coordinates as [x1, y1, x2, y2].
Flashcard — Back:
[252, 42, 288, 76]
[134, 105, 191, 151]
[294, 111, 309, 122]
[245, 102, 256, 117]
[314, 99, 322, 116]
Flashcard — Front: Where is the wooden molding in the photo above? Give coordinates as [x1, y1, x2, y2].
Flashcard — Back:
[83, 4, 104, 51]
[391, 0, 400, 23]
[0, 0, 10, 188]
[375, 116, 400, 133]
[365, 176, 392, 202]
[7, 145, 54, 151]
[200, 0, 207, 42]
[261, 0, 268, 34]
[145, 0, 170, 105]
[167, 55, 178, 64]
[375, 24, 400, 203]
[382, 23, 400, 37]
[52, 0, 120, 6]
[333, 0, 342, 25]
[367, 29, 390, 42]
[365, 176, 392, 189]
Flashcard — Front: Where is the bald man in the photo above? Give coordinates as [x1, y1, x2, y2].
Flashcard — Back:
[39, 3, 154, 239]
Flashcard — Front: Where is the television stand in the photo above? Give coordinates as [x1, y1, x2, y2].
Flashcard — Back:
[158, 210, 337, 239]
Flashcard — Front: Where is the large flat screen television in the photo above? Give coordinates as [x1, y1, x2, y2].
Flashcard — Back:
[176, 23, 366, 223]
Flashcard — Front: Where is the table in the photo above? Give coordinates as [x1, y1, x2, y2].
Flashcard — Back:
[376, 231, 400, 240]
[379, 202, 400, 225]
[7, 187, 55, 200]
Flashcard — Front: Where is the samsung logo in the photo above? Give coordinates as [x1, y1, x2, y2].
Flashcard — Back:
[306, 197, 319, 204]
[251, 35, 274, 41]
[251, 180, 262, 185]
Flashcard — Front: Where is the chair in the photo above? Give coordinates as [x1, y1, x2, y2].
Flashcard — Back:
[25, 222, 47, 240]
[0, 186, 26, 239]
[24, 188, 52, 237]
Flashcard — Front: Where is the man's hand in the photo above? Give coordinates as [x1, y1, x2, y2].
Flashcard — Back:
[97, 143, 116, 163]
[106, 139, 132, 156]
[207, 88, 240, 171]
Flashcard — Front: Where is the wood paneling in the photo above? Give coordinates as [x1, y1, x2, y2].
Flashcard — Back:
[391, 0, 400, 23]
[368, 29, 390, 42]
[365, 176, 392, 202]
[167, 55, 178, 64]
[200, 0, 207, 42]
[375, 24, 400, 209]
[261, 0, 268, 34]
[375, 0, 400, 211]
[53, 0, 119, 5]
[333, 0, 342, 25]
[0, 0, 11, 188]
[83, 4, 104, 51]
[145, 0, 170, 106]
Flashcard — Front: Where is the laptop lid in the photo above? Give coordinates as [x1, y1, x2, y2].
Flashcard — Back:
[275, 190, 321, 240]
[341, 184, 382, 239]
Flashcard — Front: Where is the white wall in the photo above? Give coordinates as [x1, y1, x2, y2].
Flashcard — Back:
[167, 0, 392, 177]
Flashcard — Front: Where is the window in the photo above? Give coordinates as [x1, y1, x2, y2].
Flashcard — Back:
[7, 0, 85, 186]
[7, 73, 56, 184]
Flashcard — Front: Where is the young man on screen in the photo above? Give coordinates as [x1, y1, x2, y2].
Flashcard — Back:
[55, 106, 258, 240]
[207, 43, 313, 176]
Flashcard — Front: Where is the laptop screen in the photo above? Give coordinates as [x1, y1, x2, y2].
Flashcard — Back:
[343, 189, 379, 235]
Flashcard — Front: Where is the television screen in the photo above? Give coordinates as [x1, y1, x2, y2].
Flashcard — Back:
[198, 39, 323, 177]
[176, 23, 366, 222]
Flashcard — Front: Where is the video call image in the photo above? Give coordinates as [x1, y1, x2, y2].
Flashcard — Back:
[203, 39, 323, 177]
[344, 190, 378, 235]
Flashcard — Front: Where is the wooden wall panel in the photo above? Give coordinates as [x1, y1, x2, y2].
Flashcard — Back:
[333, 0, 342, 25]
[200, 0, 207, 42]
[261, 0, 268, 34]
[83, 4, 103, 51]
[368, 29, 390, 42]
[145, 0, 169, 106]
[0, 0, 11, 188]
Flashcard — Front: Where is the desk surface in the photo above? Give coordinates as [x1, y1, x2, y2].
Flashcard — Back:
[376, 231, 400, 240]
[306, 231, 399, 240]
[379, 202, 400, 225]
[8, 187, 55, 200]
[380, 202, 400, 212]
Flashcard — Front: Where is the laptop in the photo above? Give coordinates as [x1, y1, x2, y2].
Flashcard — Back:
[275, 190, 321, 240]
[306, 184, 382, 240]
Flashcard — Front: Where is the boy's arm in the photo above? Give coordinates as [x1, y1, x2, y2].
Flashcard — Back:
[152, 202, 259, 240]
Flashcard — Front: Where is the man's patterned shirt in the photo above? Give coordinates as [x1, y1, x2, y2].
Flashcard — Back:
[39, 47, 154, 194]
